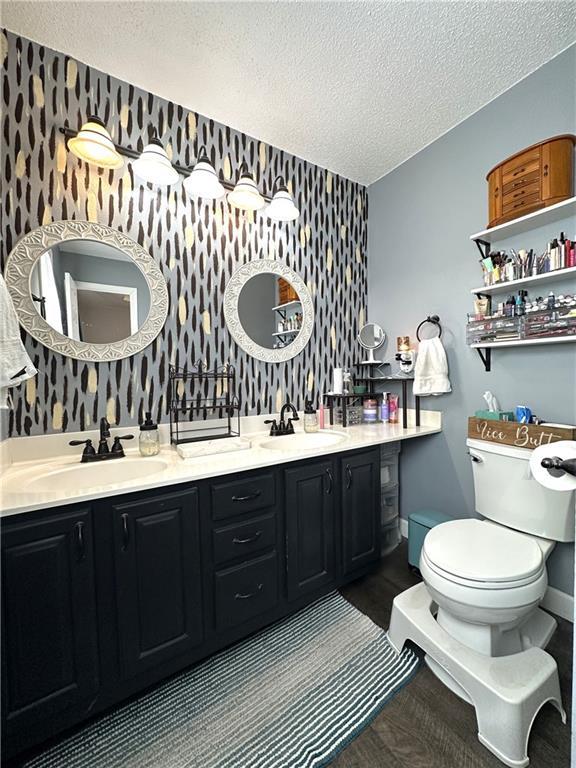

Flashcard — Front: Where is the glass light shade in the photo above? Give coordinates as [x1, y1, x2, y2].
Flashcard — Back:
[266, 187, 299, 221]
[183, 151, 225, 199]
[132, 138, 179, 185]
[227, 166, 266, 211]
[68, 116, 124, 169]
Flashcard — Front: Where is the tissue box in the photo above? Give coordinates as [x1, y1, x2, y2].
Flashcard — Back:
[474, 409, 515, 421]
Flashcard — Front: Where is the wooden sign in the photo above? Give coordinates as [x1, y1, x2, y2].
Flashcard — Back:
[468, 417, 576, 450]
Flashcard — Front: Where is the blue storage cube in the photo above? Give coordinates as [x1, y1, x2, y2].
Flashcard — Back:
[408, 509, 453, 569]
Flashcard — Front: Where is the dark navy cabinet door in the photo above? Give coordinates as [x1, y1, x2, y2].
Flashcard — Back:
[285, 460, 336, 601]
[1, 508, 99, 734]
[112, 488, 203, 678]
[341, 449, 381, 574]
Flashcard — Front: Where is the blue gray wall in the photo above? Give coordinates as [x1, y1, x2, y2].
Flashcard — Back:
[368, 45, 576, 594]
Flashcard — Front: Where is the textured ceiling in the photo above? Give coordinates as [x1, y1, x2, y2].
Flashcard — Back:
[3, 1, 575, 184]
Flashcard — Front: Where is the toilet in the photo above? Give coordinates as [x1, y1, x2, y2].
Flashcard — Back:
[419, 438, 575, 695]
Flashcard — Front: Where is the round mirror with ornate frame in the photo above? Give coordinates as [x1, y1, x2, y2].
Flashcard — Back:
[4, 221, 168, 362]
[224, 260, 314, 363]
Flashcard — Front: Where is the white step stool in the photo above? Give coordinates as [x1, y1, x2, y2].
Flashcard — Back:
[388, 583, 566, 768]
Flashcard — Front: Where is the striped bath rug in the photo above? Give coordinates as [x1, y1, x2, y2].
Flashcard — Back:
[24, 592, 419, 768]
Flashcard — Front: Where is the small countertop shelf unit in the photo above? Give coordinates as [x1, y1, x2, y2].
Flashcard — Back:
[470, 196, 576, 245]
[470, 336, 576, 349]
[471, 266, 576, 295]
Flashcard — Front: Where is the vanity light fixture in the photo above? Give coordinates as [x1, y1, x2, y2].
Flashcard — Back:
[61, 118, 299, 220]
[227, 163, 266, 211]
[183, 147, 225, 199]
[132, 137, 180, 186]
[266, 176, 300, 221]
[67, 116, 124, 169]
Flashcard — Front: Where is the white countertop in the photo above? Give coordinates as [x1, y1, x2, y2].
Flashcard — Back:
[0, 410, 441, 517]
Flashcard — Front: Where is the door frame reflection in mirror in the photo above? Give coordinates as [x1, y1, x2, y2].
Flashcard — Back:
[224, 260, 314, 363]
[4, 221, 168, 362]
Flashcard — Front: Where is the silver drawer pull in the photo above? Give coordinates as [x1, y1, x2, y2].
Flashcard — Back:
[235, 584, 263, 600]
[233, 531, 262, 545]
[232, 491, 262, 503]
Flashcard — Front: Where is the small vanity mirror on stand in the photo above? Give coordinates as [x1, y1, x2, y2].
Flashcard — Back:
[4, 221, 168, 362]
[358, 322, 386, 363]
[224, 260, 314, 363]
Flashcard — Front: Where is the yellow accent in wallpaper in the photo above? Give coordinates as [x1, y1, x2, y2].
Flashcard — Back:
[66, 58, 77, 89]
[52, 401, 63, 430]
[87, 368, 98, 394]
[106, 397, 117, 425]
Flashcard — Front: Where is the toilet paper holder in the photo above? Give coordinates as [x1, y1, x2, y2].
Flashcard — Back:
[541, 456, 576, 478]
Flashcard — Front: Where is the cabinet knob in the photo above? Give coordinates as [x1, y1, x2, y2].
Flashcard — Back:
[74, 521, 86, 562]
[325, 468, 333, 495]
[235, 584, 263, 600]
[543, 163, 549, 177]
[346, 464, 353, 489]
[232, 491, 262, 503]
[121, 513, 130, 551]
[233, 531, 262, 545]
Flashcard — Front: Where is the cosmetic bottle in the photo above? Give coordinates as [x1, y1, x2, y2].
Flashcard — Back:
[380, 393, 389, 423]
[547, 292, 556, 310]
[139, 412, 160, 456]
[505, 295, 515, 317]
[303, 400, 319, 433]
[319, 403, 325, 429]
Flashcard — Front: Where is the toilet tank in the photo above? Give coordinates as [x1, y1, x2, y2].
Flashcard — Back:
[467, 438, 575, 542]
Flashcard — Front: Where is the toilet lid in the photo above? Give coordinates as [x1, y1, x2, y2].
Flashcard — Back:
[423, 519, 544, 584]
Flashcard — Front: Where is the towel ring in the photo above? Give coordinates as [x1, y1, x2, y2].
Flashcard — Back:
[416, 315, 442, 341]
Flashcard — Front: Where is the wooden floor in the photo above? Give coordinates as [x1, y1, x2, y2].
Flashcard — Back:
[335, 541, 572, 768]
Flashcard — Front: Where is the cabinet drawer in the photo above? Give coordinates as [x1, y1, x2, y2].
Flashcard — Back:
[211, 473, 275, 520]
[214, 551, 278, 631]
[212, 513, 276, 565]
[501, 148, 540, 183]
[502, 190, 541, 216]
[502, 169, 540, 196]
[502, 180, 541, 207]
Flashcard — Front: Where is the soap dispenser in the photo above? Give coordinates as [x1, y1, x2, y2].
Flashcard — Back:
[303, 400, 319, 433]
[139, 412, 160, 456]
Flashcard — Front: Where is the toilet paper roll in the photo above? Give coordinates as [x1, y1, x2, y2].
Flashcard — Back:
[530, 441, 576, 491]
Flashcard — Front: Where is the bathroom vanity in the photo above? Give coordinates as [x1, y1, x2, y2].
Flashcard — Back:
[0, 418, 441, 761]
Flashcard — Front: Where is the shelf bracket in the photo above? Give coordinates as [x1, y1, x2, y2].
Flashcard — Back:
[476, 347, 492, 372]
[473, 238, 491, 261]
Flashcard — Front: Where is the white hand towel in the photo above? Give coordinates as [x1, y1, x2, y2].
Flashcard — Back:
[413, 337, 451, 396]
[0, 273, 37, 408]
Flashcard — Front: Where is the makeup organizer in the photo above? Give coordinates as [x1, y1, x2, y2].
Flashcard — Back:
[468, 198, 576, 371]
[169, 363, 240, 444]
[323, 327, 441, 430]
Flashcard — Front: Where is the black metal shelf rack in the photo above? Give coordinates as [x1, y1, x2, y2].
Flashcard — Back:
[169, 363, 240, 445]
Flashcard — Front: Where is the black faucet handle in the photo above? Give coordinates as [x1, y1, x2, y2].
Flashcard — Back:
[69, 439, 96, 462]
[111, 434, 135, 455]
[286, 419, 295, 435]
[264, 419, 279, 436]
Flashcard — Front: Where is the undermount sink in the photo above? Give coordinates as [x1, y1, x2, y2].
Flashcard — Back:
[25, 458, 168, 493]
[259, 431, 347, 452]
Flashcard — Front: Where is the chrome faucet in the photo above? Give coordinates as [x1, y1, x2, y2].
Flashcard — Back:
[69, 417, 134, 463]
[265, 400, 300, 437]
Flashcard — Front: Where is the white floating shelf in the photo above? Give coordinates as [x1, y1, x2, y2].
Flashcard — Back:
[470, 266, 576, 295]
[469, 197, 576, 244]
[272, 328, 300, 338]
[272, 300, 301, 312]
[470, 336, 576, 349]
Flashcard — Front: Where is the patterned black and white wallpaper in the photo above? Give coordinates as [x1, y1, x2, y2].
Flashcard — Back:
[1, 29, 368, 437]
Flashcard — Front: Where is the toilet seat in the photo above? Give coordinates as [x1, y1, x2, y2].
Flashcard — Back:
[422, 519, 544, 590]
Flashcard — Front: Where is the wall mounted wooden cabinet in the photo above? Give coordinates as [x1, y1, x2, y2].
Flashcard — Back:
[486, 135, 576, 228]
[1, 446, 382, 762]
